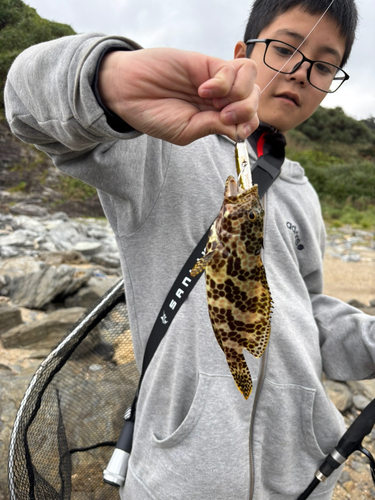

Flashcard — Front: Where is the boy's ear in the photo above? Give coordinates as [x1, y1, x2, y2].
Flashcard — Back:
[234, 41, 247, 59]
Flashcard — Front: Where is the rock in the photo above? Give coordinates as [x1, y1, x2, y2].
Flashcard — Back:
[58, 268, 93, 299]
[10, 214, 46, 234]
[348, 299, 367, 309]
[90, 253, 120, 268]
[347, 380, 375, 401]
[353, 393, 371, 411]
[0, 304, 23, 334]
[73, 241, 102, 255]
[0, 229, 38, 248]
[0, 256, 42, 278]
[0, 245, 19, 259]
[10, 203, 49, 218]
[323, 380, 353, 412]
[8, 264, 92, 309]
[38, 250, 88, 267]
[350, 460, 368, 473]
[1, 307, 86, 349]
[340, 253, 361, 262]
[0, 274, 10, 296]
[64, 277, 121, 309]
[338, 470, 351, 485]
[44, 211, 70, 222]
[343, 480, 355, 492]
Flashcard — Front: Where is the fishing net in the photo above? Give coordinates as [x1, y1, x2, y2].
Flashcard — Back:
[8, 279, 140, 500]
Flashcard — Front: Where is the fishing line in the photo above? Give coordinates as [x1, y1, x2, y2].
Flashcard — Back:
[260, 0, 336, 94]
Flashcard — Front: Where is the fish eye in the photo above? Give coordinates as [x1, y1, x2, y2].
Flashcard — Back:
[248, 211, 256, 221]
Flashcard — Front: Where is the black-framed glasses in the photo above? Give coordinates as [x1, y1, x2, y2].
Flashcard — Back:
[245, 39, 349, 93]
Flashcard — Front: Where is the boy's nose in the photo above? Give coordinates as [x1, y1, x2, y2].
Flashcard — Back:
[285, 61, 310, 86]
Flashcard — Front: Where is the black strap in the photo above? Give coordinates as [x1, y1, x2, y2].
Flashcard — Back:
[123, 126, 286, 447]
[141, 226, 210, 381]
[248, 122, 286, 197]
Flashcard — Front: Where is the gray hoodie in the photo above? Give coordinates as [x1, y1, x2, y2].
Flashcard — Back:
[5, 33, 375, 500]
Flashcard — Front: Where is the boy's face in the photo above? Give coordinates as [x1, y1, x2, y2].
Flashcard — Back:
[235, 6, 346, 132]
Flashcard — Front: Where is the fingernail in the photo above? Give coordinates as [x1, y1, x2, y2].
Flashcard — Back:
[224, 111, 236, 125]
[200, 88, 212, 98]
[243, 125, 251, 137]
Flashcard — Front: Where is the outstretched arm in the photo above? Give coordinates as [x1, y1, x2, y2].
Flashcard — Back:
[97, 47, 259, 145]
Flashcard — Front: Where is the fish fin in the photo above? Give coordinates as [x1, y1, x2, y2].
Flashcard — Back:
[223, 346, 252, 399]
[190, 250, 216, 277]
[246, 264, 272, 358]
[246, 321, 271, 358]
[212, 327, 225, 353]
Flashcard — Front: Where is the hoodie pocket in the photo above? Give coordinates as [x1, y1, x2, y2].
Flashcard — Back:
[256, 379, 343, 498]
[134, 373, 252, 500]
[152, 372, 211, 448]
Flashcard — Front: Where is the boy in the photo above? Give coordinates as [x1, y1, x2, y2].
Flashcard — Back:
[4, 0, 375, 498]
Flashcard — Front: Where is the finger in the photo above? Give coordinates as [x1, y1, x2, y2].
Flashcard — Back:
[236, 114, 260, 141]
[213, 59, 258, 110]
[197, 63, 237, 99]
[171, 110, 237, 145]
[220, 84, 260, 126]
[175, 109, 259, 145]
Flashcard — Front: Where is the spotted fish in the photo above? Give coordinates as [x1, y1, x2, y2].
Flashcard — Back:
[191, 176, 272, 399]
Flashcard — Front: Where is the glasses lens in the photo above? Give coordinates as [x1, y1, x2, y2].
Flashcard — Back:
[265, 41, 303, 74]
[310, 62, 346, 92]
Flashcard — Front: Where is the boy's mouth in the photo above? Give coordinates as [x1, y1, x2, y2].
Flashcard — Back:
[275, 92, 300, 106]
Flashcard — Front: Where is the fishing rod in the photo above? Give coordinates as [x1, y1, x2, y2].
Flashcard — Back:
[298, 398, 375, 499]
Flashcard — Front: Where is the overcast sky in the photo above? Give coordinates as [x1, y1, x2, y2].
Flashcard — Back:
[25, 0, 375, 120]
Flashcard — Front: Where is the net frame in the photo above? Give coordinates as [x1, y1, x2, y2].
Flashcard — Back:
[8, 279, 139, 500]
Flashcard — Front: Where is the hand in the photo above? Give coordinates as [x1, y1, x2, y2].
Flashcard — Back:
[98, 48, 259, 145]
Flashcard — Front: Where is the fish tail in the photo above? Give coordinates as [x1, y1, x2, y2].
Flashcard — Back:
[228, 355, 253, 400]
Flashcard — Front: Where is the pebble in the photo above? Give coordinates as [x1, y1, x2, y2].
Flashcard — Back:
[343, 480, 355, 492]
[353, 393, 372, 411]
[73, 241, 102, 255]
[338, 471, 352, 485]
[326, 226, 375, 263]
[323, 380, 353, 412]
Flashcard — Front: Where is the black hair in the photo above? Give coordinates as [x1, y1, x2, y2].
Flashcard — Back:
[244, 0, 358, 66]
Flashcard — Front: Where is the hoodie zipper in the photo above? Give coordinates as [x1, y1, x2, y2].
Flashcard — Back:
[248, 191, 270, 500]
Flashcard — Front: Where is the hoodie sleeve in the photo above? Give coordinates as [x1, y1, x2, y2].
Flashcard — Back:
[303, 217, 375, 381]
[4, 33, 174, 236]
[4, 33, 143, 157]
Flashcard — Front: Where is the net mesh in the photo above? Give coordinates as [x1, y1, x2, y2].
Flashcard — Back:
[8, 280, 139, 500]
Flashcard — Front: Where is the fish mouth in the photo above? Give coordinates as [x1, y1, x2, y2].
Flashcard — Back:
[228, 177, 240, 196]
[275, 91, 300, 106]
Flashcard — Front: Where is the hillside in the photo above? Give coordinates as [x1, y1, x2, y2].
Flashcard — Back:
[0, 0, 75, 109]
[287, 106, 375, 228]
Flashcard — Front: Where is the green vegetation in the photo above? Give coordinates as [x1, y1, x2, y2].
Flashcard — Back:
[0, 0, 75, 109]
[287, 108, 375, 228]
[9, 180, 26, 192]
[296, 105, 375, 144]
[56, 175, 97, 202]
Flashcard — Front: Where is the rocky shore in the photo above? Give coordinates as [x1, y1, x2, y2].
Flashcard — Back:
[0, 210, 374, 499]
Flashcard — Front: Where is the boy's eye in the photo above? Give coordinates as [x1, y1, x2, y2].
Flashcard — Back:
[273, 45, 294, 57]
[314, 62, 335, 77]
